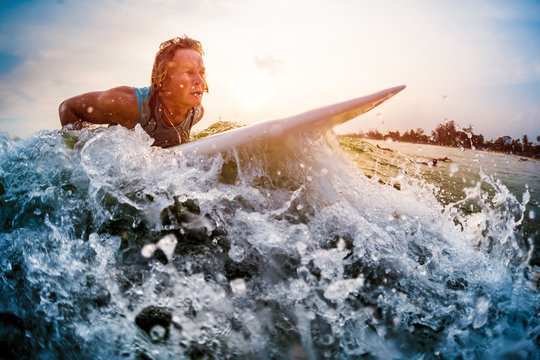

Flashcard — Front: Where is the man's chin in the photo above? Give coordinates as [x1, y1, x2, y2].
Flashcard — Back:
[189, 98, 202, 107]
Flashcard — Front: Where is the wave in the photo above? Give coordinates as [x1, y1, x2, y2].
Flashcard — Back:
[0, 126, 538, 359]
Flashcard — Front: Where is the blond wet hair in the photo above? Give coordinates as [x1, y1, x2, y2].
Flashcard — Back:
[151, 35, 208, 93]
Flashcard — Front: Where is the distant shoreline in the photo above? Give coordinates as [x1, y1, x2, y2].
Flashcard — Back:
[349, 120, 539, 160]
[356, 138, 540, 162]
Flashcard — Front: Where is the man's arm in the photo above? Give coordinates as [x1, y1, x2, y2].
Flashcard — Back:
[59, 86, 138, 129]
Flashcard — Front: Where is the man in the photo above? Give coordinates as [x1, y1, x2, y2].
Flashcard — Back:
[59, 35, 207, 148]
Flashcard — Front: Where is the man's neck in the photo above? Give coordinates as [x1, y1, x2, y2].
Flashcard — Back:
[158, 93, 189, 126]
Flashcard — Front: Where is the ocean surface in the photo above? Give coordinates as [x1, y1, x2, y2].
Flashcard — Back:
[0, 125, 538, 359]
[358, 140, 540, 259]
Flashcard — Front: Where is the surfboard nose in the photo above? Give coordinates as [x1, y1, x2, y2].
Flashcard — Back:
[179, 85, 407, 155]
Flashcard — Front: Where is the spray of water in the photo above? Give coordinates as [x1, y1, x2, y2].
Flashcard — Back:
[0, 126, 538, 359]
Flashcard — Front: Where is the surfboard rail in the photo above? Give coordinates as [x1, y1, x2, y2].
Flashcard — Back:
[178, 85, 406, 155]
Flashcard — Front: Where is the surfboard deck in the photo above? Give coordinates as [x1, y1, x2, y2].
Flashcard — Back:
[179, 85, 406, 155]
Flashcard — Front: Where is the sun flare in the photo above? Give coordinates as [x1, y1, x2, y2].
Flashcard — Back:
[233, 76, 272, 109]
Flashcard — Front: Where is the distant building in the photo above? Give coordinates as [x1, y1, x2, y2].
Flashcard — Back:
[495, 136, 512, 145]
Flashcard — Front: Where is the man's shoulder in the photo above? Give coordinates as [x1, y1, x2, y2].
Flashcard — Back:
[97, 86, 138, 108]
[108, 86, 138, 98]
[96, 86, 139, 127]
[97, 86, 136, 101]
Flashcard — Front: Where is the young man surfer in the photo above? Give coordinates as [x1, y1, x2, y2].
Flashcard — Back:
[58, 35, 207, 148]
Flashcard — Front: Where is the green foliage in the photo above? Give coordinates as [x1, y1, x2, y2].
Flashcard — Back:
[349, 120, 539, 158]
[192, 121, 244, 139]
[61, 131, 79, 149]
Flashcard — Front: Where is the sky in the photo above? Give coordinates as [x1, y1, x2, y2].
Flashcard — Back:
[0, 0, 539, 142]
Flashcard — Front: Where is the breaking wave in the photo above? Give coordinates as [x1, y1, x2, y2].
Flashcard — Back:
[0, 125, 538, 359]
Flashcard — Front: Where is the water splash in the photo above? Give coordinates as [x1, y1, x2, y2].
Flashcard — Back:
[0, 126, 538, 359]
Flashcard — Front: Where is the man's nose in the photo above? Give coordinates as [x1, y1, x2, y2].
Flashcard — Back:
[193, 73, 203, 84]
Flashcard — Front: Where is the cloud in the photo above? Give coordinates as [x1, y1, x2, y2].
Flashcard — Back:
[254, 54, 283, 75]
[0, 0, 538, 139]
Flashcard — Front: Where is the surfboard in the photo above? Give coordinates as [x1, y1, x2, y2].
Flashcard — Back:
[179, 85, 406, 155]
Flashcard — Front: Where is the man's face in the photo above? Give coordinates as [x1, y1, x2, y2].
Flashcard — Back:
[161, 48, 206, 108]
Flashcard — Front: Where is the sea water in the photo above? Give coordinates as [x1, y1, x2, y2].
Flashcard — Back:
[0, 126, 538, 359]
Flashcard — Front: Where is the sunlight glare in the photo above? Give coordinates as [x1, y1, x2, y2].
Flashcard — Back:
[233, 75, 272, 109]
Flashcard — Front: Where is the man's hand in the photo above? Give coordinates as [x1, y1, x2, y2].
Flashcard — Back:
[62, 119, 85, 131]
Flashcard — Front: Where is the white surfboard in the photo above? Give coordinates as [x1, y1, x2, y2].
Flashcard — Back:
[179, 85, 406, 155]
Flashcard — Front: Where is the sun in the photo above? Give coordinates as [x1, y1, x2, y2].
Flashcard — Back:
[232, 75, 272, 109]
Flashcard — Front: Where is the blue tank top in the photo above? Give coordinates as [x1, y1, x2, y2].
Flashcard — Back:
[134, 87, 202, 148]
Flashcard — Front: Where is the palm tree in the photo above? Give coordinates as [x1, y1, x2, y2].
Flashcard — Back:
[522, 135, 530, 153]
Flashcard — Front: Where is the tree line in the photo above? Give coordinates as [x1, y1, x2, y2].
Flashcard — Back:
[348, 120, 540, 158]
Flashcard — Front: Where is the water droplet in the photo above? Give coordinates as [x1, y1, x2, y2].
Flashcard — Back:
[34, 208, 42, 216]
[230, 278, 246, 296]
[276, 170, 281, 176]
[320, 168, 328, 176]
[228, 245, 245, 262]
[156, 234, 178, 261]
[149, 325, 167, 342]
[377, 113, 383, 120]
[141, 243, 157, 258]
[87, 106, 94, 113]
[529, 210, 535, 219]
[449, 163, 459, 175]
[473, 296, 490, 329]
[337, 238, 346, 251]
[296, 204, 304, 211]
[323, 278, 363, 300]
